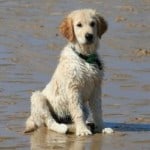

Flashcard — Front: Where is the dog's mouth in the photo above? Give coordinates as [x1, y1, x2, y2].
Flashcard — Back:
[85, 40, 94, 45]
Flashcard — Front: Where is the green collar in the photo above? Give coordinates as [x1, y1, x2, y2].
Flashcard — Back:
[71, 46, 103, 70]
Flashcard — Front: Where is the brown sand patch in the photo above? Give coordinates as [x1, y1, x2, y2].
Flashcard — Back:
[111, 73, 133, 81]
[118, 5, 135, 12]
[115, 16, 127, 22]
[129, 117, 150, 123]
[134, 48, 150, 57]
[142, 84, 150, 91]
[126, 22, 149, 29]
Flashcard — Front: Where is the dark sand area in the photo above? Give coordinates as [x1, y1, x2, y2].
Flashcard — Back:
[0, 0, 150, 149]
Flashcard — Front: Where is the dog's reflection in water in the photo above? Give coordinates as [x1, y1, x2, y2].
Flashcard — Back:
[30, 127, 102, 150]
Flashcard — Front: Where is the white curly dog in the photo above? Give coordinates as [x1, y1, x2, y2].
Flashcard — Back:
[25, 9, 113, 136]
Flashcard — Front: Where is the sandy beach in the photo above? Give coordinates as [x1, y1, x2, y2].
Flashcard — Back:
[0, 0, 150, 149]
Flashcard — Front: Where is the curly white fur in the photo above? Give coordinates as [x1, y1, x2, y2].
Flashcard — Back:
[25, 9, 108, 136]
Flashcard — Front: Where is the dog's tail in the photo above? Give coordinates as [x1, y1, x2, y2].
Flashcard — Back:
[24, 115, 37, 133]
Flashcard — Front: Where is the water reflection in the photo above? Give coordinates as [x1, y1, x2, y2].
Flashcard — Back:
[30, 121, 150, 150]
[30, 127, 102, 150]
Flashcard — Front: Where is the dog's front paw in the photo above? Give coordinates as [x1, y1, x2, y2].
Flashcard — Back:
[76, 126, 92, 136]
[102, 128, 114, 134]
[47, 121, 68, 134]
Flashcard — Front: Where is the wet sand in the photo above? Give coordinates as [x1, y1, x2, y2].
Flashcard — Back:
[0, 0, 150, 149]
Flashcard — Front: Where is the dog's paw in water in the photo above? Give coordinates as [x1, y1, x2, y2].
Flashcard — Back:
[102, 128, 114, 134]
[76, 126, 92, 136]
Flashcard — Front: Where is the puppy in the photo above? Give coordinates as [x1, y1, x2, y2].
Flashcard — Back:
[24, 9, 107, 136]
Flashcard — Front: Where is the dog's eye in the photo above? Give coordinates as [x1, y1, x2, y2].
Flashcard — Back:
[90, 21, 95, 27]
[77, 23, 82, 27]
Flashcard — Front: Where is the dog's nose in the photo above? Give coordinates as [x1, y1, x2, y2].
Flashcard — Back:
[85, 33, 93, 42]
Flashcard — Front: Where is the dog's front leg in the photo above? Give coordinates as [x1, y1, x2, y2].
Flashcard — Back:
[89, 89, 104, 133]
[68, 91, 92, 136]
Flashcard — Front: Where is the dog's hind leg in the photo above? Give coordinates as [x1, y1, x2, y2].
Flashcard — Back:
[24, 91, 68, 134]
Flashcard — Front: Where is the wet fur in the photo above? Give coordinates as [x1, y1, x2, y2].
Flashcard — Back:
[25, 9, 107, 136]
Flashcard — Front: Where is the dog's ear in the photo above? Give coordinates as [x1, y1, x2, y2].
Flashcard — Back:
[96, 14, 108, 38]
[59, 17, 75, 42]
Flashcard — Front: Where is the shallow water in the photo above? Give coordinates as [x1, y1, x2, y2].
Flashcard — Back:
[0, 0, 150, 149]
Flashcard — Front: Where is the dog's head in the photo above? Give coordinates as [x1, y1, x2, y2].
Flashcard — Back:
[59, 9, 107, 45]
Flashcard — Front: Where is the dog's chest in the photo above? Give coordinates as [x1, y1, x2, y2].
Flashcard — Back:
[77, 63, 102, 100]
[77, 61, 102, 88]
